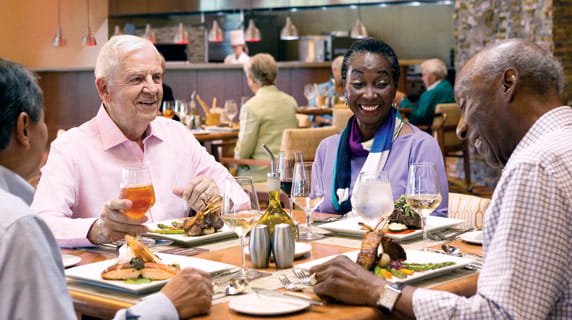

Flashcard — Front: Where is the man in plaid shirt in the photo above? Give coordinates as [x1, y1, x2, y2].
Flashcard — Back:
[309, 39, 572, 319]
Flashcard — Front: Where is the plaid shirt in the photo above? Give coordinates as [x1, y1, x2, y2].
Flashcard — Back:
[413, 106, 572, 319]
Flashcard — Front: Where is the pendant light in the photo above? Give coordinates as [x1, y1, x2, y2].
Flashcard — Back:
[52, 0, 66, 47]
[244, 4, 261, 42]
[143, 24, 157, 44]
[280, 16, 298, 40]
[173, 22, 189, 44]
[208, 19, 224, 42]
[350, 1, 369, 39]
[81, 0, 97, 46]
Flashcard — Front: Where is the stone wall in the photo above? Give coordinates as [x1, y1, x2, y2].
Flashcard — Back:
[452, 0, 572, 189]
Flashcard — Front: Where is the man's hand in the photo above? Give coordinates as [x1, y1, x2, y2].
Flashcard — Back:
[173, 176, 219, 212]
[87, 199, 149, 245]
[310, 255, 386, 306]
[161, 268, 213, 318]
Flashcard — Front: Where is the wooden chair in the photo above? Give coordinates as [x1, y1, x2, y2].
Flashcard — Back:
[432, 103, 471, 190]
[332, 108, 353, 133]
[448, 192, 491, 230]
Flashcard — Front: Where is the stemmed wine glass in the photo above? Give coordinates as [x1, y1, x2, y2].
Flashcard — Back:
[351, 171, 394, 229]
[278, 150, 303, 215]
[292, 162, 325, 241]
[175, 100, 190, 126]
[405, 162, 442, 251]
[119, 166, 155, 246]
[223, 99, 238, 125]
[221, 176, 262, 280]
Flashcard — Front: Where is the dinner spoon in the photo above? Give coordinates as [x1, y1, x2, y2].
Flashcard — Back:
[441, 244, 483, 259]
[214, 278, 247, 298]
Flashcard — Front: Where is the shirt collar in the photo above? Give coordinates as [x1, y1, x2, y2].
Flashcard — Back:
[508, 106, 572, 166]
[426, 80, 442, 91]
[0, 165, 35, 205]
[255, 85, 279, 96]
[95, 104, 165, 151]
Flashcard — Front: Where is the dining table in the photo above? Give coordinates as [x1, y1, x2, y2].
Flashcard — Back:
[62, 211, 482, 320]
[296, 107, 334, 116]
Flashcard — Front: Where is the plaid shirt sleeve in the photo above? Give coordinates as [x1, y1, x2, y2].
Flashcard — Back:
[412, 124, 572, 319]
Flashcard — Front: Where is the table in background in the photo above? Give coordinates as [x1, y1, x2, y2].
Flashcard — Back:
[63, 211, 481, 320]
[296, 107, 333, 116]
[192, 131, 238, 161]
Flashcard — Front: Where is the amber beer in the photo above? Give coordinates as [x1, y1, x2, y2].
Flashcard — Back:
[120, 184, 156, 218]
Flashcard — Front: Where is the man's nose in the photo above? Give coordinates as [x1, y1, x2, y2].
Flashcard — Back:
[142, 76, 158, 94]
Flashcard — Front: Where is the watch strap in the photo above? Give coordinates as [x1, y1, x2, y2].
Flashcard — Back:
[376, 282, 403, 313]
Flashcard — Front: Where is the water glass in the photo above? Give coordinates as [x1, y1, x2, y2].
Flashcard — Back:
[351, 171, 394, 228]
[292, 162, 325, 241]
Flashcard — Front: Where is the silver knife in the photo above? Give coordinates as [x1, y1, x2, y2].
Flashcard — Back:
[251, 287, 324, 306]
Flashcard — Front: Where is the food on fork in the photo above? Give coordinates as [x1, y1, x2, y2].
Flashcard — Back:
[101, 235, 180, 281]
[183, 196, 224, 236]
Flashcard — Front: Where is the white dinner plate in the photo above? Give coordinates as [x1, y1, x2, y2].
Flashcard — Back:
[229, 293, 310, 316]
[61, 254, 82, 268]
[65, 253, 235, 294]
[245, 242, 312, 260]
[319, 216, 464, 241]
[144, 219, 236, 245]
[296, 250, 475, 284]
[460, 230, 484, 245]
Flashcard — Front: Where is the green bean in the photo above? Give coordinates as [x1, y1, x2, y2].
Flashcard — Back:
[149, 229, 185, 234]
[402, 261, 455, 271]
[388, 268, 408, 279]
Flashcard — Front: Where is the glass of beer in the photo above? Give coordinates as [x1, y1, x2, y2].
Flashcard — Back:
[120, 166, 155, 218]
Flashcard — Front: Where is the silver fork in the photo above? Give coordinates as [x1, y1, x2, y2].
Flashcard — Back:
[292, 268, 312, 286]
[279, 274, 304, 291]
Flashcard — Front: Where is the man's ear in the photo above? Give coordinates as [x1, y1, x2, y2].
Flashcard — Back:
[502, 68, 518, 102]
[14, 112, 31, 149]
[95, 78, 111, 103]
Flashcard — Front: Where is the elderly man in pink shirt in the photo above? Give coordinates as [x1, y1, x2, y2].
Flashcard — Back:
[32, 35, 237, 248]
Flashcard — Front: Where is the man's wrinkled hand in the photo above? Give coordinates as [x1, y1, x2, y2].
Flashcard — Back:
[161, 268, 213, 318]
[172, 175, 219, 212]
[87, 199, 149, 245]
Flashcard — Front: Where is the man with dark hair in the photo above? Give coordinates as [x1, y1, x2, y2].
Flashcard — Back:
[0, 58, 213, 319]
[309, 39, 572, 319]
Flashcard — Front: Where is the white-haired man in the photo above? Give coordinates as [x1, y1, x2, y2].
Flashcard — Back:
[32, 35, 238, 247]
[396, 58, 455, 127]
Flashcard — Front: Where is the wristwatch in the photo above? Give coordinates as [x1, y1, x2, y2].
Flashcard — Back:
[376, 282, 404, 313]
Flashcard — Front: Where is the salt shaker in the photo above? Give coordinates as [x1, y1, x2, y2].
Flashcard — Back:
[273, 223, 295, 268]
[249, 225, 271, 268]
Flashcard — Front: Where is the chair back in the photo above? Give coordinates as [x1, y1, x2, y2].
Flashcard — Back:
[433, 103, 462, 152]
[448, 192, 490, 230]
[280, 127, 338, 161]
[332, 108, 353, 133]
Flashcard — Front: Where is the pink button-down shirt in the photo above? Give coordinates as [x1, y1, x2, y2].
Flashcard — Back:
[32, 106, 236, 247]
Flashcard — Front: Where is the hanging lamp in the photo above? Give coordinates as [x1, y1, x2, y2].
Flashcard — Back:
[280, 16, 299, 40]
[173, 22, 189, 44]
[81, 0, 97, 46]
[143, 24, 157, 44]
[52, 0, 66, 47]
[350, 2, 369, 39]
[208, 19, 224, 42]
[243, 5, 261, 42]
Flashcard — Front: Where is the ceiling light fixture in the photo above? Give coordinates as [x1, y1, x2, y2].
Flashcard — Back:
[244, 3, 261, 42]
[173, 22, 189, 44]
[280, 3, 299, 41]
[81, 0, 97, 46]
[208, 19, 224, 42]
[350, 1, 369, 39]
[143, 24, 157, 44]
[52, 0, 66, 47]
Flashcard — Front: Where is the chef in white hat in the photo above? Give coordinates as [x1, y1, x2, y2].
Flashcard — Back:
[224, 30, 250, 64]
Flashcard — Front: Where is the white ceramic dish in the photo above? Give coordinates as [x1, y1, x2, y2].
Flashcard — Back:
[319, 216, 464, 241]
[65, 253, 235, 294]
[296, 250, 475, 284]
[245, 242, 312, 260]
[61, 254, 82, 268]
[460, 230, 484, 245]
[229, 293, 310, 315]
[144, 219, 236, 245]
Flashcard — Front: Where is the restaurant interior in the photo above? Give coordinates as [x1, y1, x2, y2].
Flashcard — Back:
[1, 0, 571, 319]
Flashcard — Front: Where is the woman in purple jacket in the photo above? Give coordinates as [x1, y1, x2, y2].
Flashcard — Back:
[312, 38, 448, 216]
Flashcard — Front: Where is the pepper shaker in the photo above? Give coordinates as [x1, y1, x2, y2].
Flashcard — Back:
[273, 223, 295, 268]
[249, 225, 271, 268]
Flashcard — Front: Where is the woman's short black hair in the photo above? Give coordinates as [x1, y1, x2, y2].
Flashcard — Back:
[0, 58, 43, 151]
[341, 38, 400, 87]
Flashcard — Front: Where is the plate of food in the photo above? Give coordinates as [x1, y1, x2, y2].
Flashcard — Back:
[297, 225, 474, 284]
[144, 199, 235, 244]
[460, 230, 484, 245]
[65, 236, 235, 294]
[319, 196, 463, 240]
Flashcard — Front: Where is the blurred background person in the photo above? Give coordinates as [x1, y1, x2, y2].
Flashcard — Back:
[0, 58, 213, 320]
[234, 53, 298, 182]
[312, 39, 448, 216]
[307, 56, 345, 126]
[395, 58, 455, 128]
[224, 30, 250, 64]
